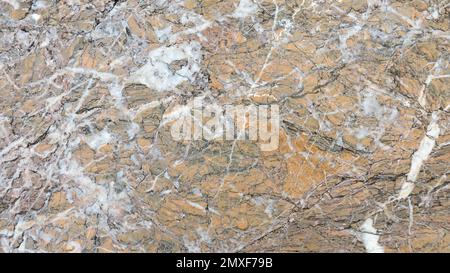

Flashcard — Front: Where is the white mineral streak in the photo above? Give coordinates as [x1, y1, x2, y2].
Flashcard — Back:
[31, 14, 41, 22]
[84, 129, 112, 150]
[232, 0, 259, 18]
[360, 218, 384, 253]
[187, 200, 206, 211]
[362, 92, 383, 118]
[32, 0, 48, 9]
[398, 112, 441, 199]
[129, 41, 202, 92]
[155, 25, 172, 42]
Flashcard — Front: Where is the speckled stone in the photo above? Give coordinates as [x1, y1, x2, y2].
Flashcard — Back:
[0, 0, 449, 253]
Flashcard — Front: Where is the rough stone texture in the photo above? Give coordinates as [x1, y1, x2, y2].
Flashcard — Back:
[0, 0, 449, 253]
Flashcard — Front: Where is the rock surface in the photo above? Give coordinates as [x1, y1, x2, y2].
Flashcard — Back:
[0, 0, 449, 252]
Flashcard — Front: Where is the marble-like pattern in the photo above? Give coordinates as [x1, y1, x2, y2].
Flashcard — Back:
[0, 0, 449, 253]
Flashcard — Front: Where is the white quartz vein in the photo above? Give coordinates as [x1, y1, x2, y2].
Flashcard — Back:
[398, 112, 441, 199]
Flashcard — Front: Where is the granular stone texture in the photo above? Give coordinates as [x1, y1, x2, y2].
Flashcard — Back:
[0, 0, 449, 252]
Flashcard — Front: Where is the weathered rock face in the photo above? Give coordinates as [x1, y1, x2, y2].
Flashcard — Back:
[0, 0, 448, 253]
